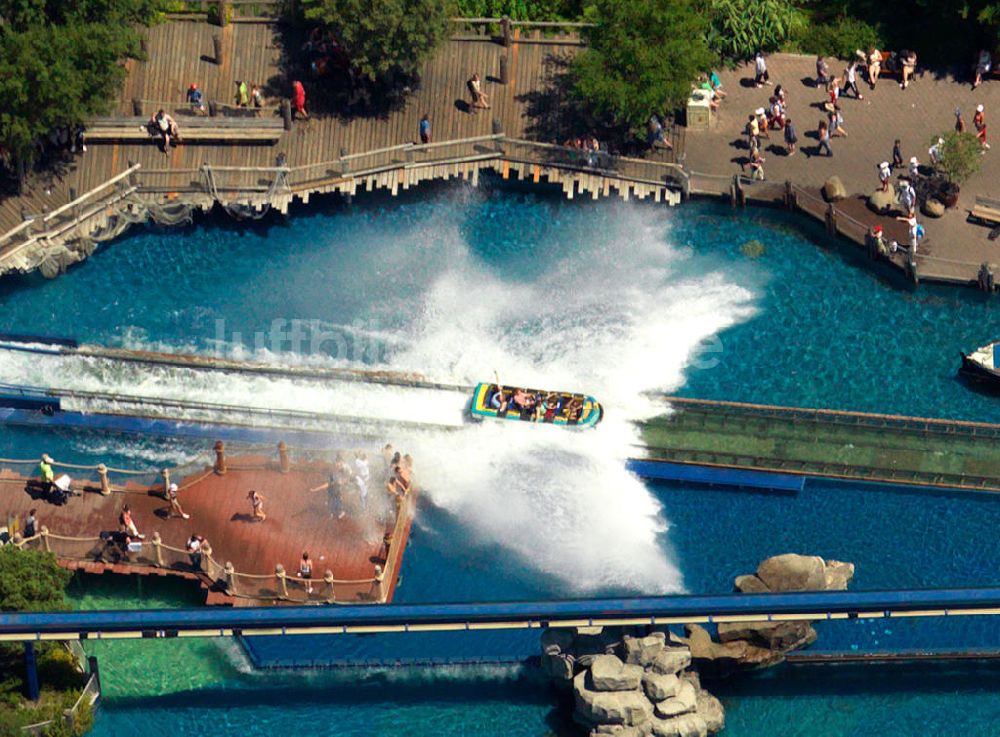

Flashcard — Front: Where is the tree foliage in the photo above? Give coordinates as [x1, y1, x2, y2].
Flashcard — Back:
[302, 0, 452, 81]
[454, 0, 582, 21]
[0, 547, 71, 612]
[935, 131, 983, 185]
[571, 0, 716, 132]
[792, 15, 881, 59]
[704, 0, 803, 60]
[0, 0, 161, 167]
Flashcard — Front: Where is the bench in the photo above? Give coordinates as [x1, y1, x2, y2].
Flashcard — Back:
[86, 115, 285, 144]
[969, 195, 1000, 226]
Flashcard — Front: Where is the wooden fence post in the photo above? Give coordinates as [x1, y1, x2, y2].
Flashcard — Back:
[224, 561, 237, 594]
[281, 99, 292, 130]
[97, 464, 111, 496]
[152, 531, 163, 566]
[212, 34, 224, 66]
[216, 0, 230, 27]
[275, 563, 288, 598]
[499, 54, 509, 85]
[40, 526, 50, 552]
[214, 440, 227, 475]
[324, 570, 335, 603]
[825, 203, 837, 235]
[784, 180, 795, 210]
[278, 441, 290, 473]
[500, 15, 511, 47]
[160, 467, 170, 496]
[132, 98, 143, 117]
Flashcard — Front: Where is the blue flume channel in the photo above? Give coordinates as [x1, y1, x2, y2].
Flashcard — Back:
[4, 180, 1000, 735]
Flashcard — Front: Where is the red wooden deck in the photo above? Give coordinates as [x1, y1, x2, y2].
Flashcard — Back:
[0, 452, 414, 606]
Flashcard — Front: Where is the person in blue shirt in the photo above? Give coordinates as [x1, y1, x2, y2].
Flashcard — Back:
[419, 114, 431, 144]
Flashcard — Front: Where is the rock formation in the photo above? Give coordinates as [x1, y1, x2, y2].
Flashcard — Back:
[541, 554, 854, 736]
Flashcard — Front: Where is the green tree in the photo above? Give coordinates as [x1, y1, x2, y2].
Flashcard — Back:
[0, 0, 161, 175]
[570, 0, 716, 132]
[302, 0, 452, 81]
[935, 131, 983, 185]
[704, 0, 803, 60]
[0, 547, 71, 612]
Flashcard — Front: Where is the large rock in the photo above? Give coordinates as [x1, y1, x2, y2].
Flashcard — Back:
[653, 680, 697, 718]
[591, 654, 644, 692]
[756, 554, 827, 592]
[649, 647, 692, 675]
[695, 690, 725, 733]
[623, 633, 666, 666]
[679, 625, 784, 676]
[542, 651, 575, 680]
[824, 560, 855, 590]
[733, 574, 770, 593]
[590, 726, 642, 737]
[574, 672, 652, 727]
[649, 714, 709, 737]
[823, 175, 847, 202]
[541, 627, 575, 655]
[868, 185, 897, 214]
[643, 671, 681, 702]
[716, 620, 817, 651]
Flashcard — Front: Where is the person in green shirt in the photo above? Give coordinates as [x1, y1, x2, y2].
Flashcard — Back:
[236, 80, 249, 107]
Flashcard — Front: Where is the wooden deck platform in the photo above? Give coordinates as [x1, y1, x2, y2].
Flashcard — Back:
[1, 448, 414, 606]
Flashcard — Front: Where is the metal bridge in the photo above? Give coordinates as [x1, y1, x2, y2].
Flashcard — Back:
[5, 588, 1000, 642]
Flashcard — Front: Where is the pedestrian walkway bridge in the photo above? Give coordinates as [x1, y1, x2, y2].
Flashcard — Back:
[640, 396, 1000, 493]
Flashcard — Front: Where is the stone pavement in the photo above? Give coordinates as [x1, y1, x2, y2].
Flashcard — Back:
[683, 53, 1000, 284]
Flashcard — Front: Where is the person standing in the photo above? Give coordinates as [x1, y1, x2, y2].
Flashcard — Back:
[749, 148, 766, 180]
[419, 114, 431, 144]
[753, 52, 770, 87]
[783, 117, 798, 155]
[354, 451, 370, 511]
[187, 83, 206, 114]
[877, 161, 891, 192]
[236, 80, 249, 107]
[897, 214, 922, 253]
[892, 139, 904, 169]
[251, 84, 264, 109]
[829, 105, 847, 137]
[167, 483, 191, 519]
[956, 107, 966, 133]
[292, 80, 308, 120]
[38, 454, 55, 496]
[843, 61, 863, 100]
[975, 104, 989, 149]
[24, 509, 37, 539]
[816, 55, 830, 89]
[747, 113, 760, 151]
[898, 178, 916, 216]
[817, 120, 832, 157]
[299, 552, 314, 594]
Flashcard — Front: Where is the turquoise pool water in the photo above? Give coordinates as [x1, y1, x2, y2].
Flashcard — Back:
[4, 179, 1000, 733]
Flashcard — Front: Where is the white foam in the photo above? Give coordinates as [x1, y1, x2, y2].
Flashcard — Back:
[0, 198, 757, 595]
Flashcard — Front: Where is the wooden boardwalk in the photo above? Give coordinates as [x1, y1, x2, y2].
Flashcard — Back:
[1, 446, 414, 606]
[0, 23, 578, 236]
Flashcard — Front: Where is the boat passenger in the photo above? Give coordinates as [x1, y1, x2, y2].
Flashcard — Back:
[542, 394, 562, 423]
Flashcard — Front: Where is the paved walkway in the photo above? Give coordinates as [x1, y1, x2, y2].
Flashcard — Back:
[684, 54, 1000, 284]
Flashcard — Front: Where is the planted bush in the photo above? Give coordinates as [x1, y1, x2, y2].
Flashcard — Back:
[793, 16, 881, 60]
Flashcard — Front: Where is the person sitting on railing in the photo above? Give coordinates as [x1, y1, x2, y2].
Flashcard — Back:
[187, 83, 206, 115]
[149, 110, 179, 152]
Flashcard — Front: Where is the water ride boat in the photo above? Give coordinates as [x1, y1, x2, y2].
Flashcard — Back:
[470, 383, 603, 427]
[959, 340, 1000, 387]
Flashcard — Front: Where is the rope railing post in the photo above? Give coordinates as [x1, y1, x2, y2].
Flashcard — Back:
[324, 570, 335, 603]
[40, 526, 50, 552]
[278, 441, 290, 473]
[161, 467, 171, 496]
[225, 561, 237, 594]
[152, 531, 163, 566]
[275, 563, 288, 599]
[199, 542, 212, 573]
[97, 463, 111, 496]
[371, 564, 385, 602]
[825, 203, 837, 236]
[214, 440, 227, 475]
[500, 15, 511, 47]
